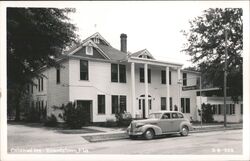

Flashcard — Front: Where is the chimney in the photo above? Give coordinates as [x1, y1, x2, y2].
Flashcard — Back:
[120, 33, 127, 53]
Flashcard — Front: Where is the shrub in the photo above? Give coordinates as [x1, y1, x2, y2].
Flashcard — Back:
[198, 103, 214, 123]
[59, 102, 86, 129]
[105, 117, 117, 127]
[44, 114, 57, 127]
[115, 111, 132, 127]
[25, 107, 40, 122]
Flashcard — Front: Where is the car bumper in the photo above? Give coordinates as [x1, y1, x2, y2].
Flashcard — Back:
[127, 128, 143, 136]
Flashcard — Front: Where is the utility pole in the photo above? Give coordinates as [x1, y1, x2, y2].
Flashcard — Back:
[199, 76, 202, 128]
[223, 29, 228, 128]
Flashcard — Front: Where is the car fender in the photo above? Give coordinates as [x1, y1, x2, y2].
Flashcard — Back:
[140, 124, 163, 135]
[179, 121, 192, 131]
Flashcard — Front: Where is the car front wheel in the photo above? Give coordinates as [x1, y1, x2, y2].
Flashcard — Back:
[144, 129, 155, 140]
[180, 126, 189, 136]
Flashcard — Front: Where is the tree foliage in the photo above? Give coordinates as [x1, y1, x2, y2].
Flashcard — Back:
[182, 8, 243, 101]
[7, 8, 78, 120]
[198, 103, 214, 123]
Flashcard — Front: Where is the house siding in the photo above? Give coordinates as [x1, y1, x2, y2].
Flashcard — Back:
[46, 60, 70, 121]
[196, 97, 243, 123]
[68, 59, 131, 122]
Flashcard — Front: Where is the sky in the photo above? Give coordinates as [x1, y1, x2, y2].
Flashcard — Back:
[68, 1, 207, 68]
[66, 1, 243, 68]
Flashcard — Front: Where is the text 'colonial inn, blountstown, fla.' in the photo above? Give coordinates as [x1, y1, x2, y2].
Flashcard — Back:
[27, 33, 243, 124]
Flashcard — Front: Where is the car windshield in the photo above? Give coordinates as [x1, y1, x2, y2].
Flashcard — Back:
[148, 113, 162, 119]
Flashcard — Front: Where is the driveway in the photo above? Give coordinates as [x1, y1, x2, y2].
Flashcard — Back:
[8, 123, 90, 152]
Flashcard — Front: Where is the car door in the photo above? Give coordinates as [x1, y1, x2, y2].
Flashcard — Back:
[157, 113, 172, 133]
[171, 112, 182, 132]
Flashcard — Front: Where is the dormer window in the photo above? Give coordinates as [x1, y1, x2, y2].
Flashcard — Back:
[86, 46, 93, 55]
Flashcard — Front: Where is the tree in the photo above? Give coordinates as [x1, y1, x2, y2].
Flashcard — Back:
[7, 8, 78, 121]
[182, 8, 243, 102]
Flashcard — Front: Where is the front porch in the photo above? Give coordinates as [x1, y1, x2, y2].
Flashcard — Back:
[128, 56, 183, 118]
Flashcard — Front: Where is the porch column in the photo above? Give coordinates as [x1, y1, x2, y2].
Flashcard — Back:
[144, 63, 149, 117]
[177, 68, 181, 112]
[166, 66, 170, 110]
[131, 62, 136, 118]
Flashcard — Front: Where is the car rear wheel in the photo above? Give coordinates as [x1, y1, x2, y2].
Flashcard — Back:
[180, 126, 189, 136]
[144, 129, 155, 140]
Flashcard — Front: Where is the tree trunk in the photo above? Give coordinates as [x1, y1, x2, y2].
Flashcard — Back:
[14, 89, 21, 121]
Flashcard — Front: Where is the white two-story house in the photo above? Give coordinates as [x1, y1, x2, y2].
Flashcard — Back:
[28, 32, 242, 124]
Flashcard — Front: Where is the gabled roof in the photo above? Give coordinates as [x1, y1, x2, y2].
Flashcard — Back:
[62, 32, 128, 61]
[83, 32, 111, 46]
[131, 49, 155, 59]
[66, 40, 110, 59]
[97, 44, 127, 61]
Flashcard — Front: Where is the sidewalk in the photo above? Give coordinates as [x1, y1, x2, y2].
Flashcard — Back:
[82, 123, 243, 142]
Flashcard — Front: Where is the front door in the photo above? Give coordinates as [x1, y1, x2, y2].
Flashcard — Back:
[139, 98, 152, 119]
[139, 99, 146, 118]
[77, 100, 92, 125]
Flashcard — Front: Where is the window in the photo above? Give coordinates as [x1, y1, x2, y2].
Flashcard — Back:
[148, 69, 151, 83]
[80, 60, 88, 80]
[111, 64, 118, 82]
[139, 99, 141, 110]
[112, 95, 127, 114]
[41, 78, 43, 91]
[226, 104, 230, 114]
[181, 98, 190, 113]
[162, 113, 170, 119]
[86, 46, 93, 55]
[41, 100, 44, 109]
[169, 97, 173, 111]
[212, 105, 223, 115]
[218, 105, 222, 115]
[112, 95, 119, 114]
[161, 70, 171, 84]
[149, 99, 152, 110]
[119, 64, 126, 83]
[183, 73, 187, 86]
[98, 95, 105, 114]
[229, 104, 235, 115]
[120, 95, 127, 112]
[172, 113, 178, 119]
[212, 105, 217, 114]
[161, 97, 166, 110]
[56, 68, 60, 84]
[169, 71, 172, 85]
[241, 104, 243, 114]
[161, 70, 166, 84]
[140, 68, 151, 83]
[177, 113, 184, 118]
[140, 68, 144, 82]
[93, 38, 100, 44]
[38, 78, 43, 91]
[38, 78, 40, 92]
[111, 64, 126, 83]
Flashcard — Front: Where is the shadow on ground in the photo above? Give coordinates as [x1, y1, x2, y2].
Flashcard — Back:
[8, 121, 104, 134]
